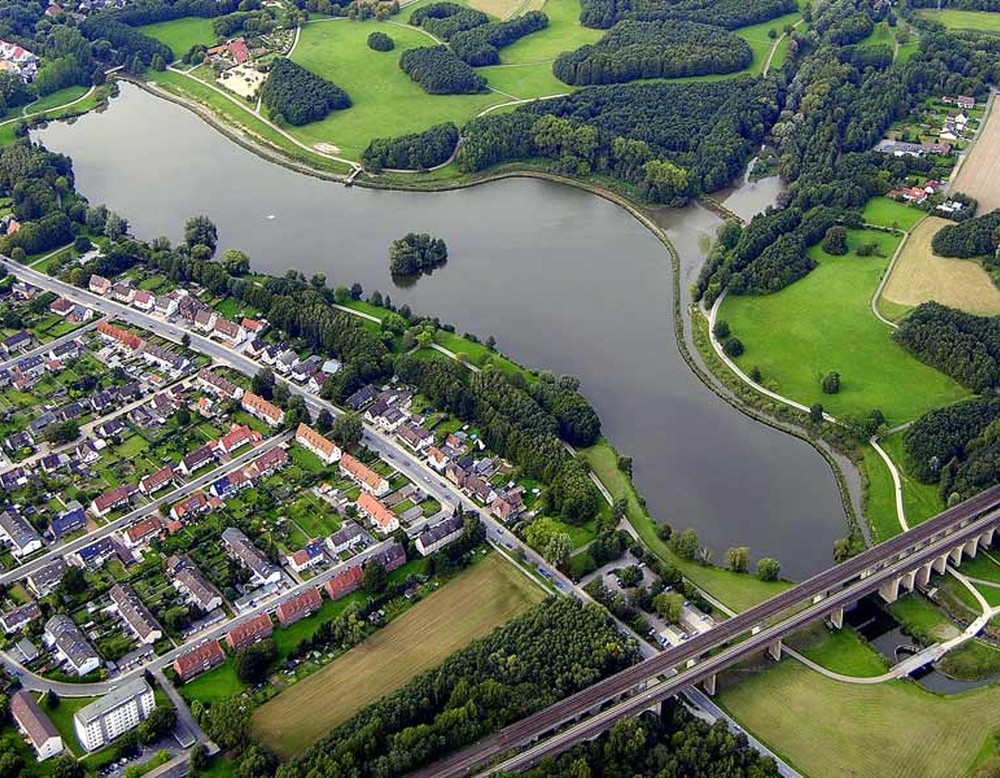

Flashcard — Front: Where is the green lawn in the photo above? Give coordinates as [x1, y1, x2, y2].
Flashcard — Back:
[718, 660, 1000, 778]
[916, 8, 1000, 33]
[140, 16, 219, 58]
[958, 552, 1000, 585]
[732, 11, 801, 75]
[861, 442, 901, 543]
[937, 638, 1000, 680]
[719, 229, 969, 425]
[877, 430, 942, 526]
[860, 20, 893, 48]
[889, 592, 957, 644]
[793, 623, 888, 677]
[862, 197, 927, 231]
[581, 439, 790, 611]
[179, 659, 244, 706]
[43, 694, 99, 755]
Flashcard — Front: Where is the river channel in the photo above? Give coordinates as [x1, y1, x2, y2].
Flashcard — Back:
[36, 83, 844, 579]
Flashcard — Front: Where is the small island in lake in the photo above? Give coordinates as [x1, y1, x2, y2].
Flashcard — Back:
[389, 232, 449, 279]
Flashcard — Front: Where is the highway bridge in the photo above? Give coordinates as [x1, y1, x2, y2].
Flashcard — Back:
[413, 482, 1000, 777]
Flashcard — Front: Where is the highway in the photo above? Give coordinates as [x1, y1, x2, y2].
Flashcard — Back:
[412, 492, 1000, 776]
[0, 431, 292, 587]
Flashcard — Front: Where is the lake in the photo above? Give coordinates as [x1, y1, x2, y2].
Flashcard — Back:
[36, 83, 846, 579]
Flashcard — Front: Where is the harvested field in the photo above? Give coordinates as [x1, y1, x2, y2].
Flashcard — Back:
[882, 216, 1000, 315]
[953, 97, 1000, 213]
[252, 553, 543, 757]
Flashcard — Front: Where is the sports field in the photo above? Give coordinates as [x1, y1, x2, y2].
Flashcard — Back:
[252, 553, 544, 757]
[719, 660, 1000, 778]
[139, 16, 218, 58]
[882, 216, 1000, 315]
[916, 8, 1000, 33]
[719, 229, 969, 424]
[953, 93, 1000, 212]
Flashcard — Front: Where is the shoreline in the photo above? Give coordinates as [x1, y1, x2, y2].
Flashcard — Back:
[57, 75, 862, 556]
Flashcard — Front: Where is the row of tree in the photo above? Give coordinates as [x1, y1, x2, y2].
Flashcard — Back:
[450, 11, 549, 66]
[578, 0, 795, 29]
[259, 58, 351, 126]
[361, 121, 458, 171]
[553, 20, 752, 85]
[399, 45, 487, 94]
[278, 598, 639, 777]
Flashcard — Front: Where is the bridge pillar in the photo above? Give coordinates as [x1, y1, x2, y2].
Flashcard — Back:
[965, 539, 979, 559]
[950, 546, 964, 566]
[981, 528, 996, 550]
[703, 673, 717, 696]
[879, 577, 901, 604]
[766, 639, 783, 662]
[916, 563, 932, 588]
[933, 554, 948, 575]
[901, 569, 917, 592]
[829, 606, 844, 630]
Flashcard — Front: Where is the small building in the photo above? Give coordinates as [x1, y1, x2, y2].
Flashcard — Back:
[327, 523, 372, 555]
[357, 492, 399, 535]
[10, 690, 63, 761]
[73, 679, 156, 752]
[324, 564, 363, 600]
[241, 392, 285, 427]
[88, 275, 111, 295]
[173, 639, 225, 681]
[339, 453, 390, 496]
[275, 587, 322, 627]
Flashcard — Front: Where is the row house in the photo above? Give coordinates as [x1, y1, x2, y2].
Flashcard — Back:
[74, 537, 116, 570]
[295, 423, 341, 465]
[109, 583, 163, 645]
[27, 559, 67, 597]
[167, 556, 223, 613]
[339, 454, 390, 497]
[241, 392, 284, 427]
[327, 522, 372, 555]
[345, 384, 377, 411]
[178, 444, 217, 477]
[139, 466, 175, 496]
[44, 615, 100, 677]
[357, 492, 399, 535]
[111, 282, 135, 304]
[215, 423, 261, 456]
[212, 317, 247, 346]
[169, 490, 221, 522]
[123, 516, 162, 549]
[1, 330, 33, 356]
[173, 639, 225, 682]
[222, 526, 281, 585]
[0, 509, 43, 558]
[324, 564, 363, 601]
[397, 422, 433, 452]
[415, 514, 465, 556]
[90, 485, 130, 518]
[96, 320, 143, 352]
[1, 601, 41, 635]
[225, 611, 273, 651]
[198, 368, 244, 401]
[242, 446, 288, 481]
[286, 538, 326, 573]
[276, 588, 322, 627]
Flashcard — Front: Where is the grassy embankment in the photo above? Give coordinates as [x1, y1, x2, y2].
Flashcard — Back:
[252, 553, 544, 757]
[719, 228, 968, 425]
[580, 438, 790, 612]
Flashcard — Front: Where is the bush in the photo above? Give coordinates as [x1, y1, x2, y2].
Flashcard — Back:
[722, 336, 744, 357]
[367, 30, 395, 50]
[821, 371, 840, 394]
[822, 225, 848, 255]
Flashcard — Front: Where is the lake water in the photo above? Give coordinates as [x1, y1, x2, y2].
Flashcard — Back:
[36, 83, 846, 579]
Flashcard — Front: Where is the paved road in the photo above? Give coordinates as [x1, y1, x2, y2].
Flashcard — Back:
[0, 431, 292, 588]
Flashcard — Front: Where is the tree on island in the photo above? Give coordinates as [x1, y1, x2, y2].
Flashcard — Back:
[389, 233, 448, 276]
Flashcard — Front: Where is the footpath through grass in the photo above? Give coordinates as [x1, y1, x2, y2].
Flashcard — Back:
[719, 228, 968, 425]
[719, 660, 1000, 778]
[252, 553, 543, 757]
[581, 439, 790, 612]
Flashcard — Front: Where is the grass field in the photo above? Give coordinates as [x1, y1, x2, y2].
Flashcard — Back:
[580, 439, 791, 611]
[719, 660, 1000, 778]
[791, 623, 888, 676]
[861, 442, 900, 542]
[252, 553, 543, 757]
[878, 430, 942, 526]
[720, 229, 969, 424]
[732, 12, 801, 76]
[916, 9, 1000, 33]
[889, 592, 959, 643]
[938, 638, 1000, 680]
[140, 17, 218, 58]
[882, 216, 1000, 315]
[953, 91, 1000, 213]
[861, 196, 926, 231]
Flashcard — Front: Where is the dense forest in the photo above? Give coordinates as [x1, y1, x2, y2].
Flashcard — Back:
[904, 398, 1000, 483]
[578, 0, 796, 29]
[514, 703, 779, 777]
[399, 46, 487, 94]
[457, 78, 777, 202]
[0, 141, 76, 257]
[893, 302, 1000, 392]
[362, 122, 458, 171]
[277, 599, 639, 778]
[80, 16, 174, 68]
[553, 20, 751, 85]
[260, 58, 351, 126]
[931, 209, 1000, 258]
[411, 2, 490, 39]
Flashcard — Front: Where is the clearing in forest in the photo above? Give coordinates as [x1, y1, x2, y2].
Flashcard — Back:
[882, 216, 1000, 316]
[252, 553, 543, 757]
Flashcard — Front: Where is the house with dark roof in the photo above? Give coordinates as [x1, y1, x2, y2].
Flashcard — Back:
[167, 556, 223, 612]
[45, 614, 100, 676]
[178, 444, 217, 476]
[222, 527, 281, 585]
[416, 515, 465, 556]
[52, 501, 87, 538]
[10, 690, 63, 761]
[0, 509, 43, 558]
[1, 601, 41, 635]
[110, 584, 163, 645]
[27, 559, 67, 597]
